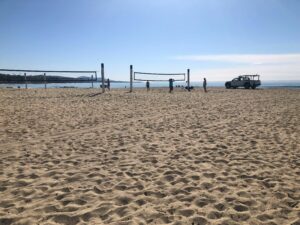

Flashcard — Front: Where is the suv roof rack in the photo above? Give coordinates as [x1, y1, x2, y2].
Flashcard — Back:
[239, 74, 260, 77]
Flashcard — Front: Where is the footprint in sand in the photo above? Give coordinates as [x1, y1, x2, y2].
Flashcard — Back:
[214, 202, 227, 211]
[207, 211, 223, 219]
[115, 195, 133, 206]
[233, 204, 249, 212]
[256, 213, 274, 221]
[178, 209, 195, 217]
[51, 214, 80, 225]
[230, 212, 250, 222]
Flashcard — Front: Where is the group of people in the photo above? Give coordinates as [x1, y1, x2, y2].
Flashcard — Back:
[106, 78, 207, 92]
[146, 78, 207, 93]
[146, 79, 175, 93]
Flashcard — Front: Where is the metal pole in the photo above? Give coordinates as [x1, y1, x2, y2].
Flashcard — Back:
[24, 73, 27, 89]
[44, 73, 47, 89]
[91, 75, 94, 88]
[130, 65, 133, 93]
[101, 63, 105, 93]
[187, 69, 190, 90]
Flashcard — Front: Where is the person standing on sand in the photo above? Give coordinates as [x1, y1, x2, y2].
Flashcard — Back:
[203, 78, 207, 92]
[169, 78, 174, 93]
[146, 80, 150, 91]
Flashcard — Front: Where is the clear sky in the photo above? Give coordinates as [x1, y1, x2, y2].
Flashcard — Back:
[0, 0, 300, 81]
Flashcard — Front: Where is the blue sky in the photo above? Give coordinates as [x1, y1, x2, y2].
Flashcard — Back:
[0, 0, 300, 81]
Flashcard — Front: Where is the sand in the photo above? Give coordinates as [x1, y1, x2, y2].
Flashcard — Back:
[0, 87, 299, 225]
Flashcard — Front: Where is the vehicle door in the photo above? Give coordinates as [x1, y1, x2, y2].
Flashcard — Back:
[232, 78, 240, 87]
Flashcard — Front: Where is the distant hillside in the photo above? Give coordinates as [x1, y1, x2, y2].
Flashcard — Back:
[0, 73, 93, 83]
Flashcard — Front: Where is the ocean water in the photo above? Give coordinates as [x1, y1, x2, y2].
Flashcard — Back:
[1, 80, 300, 89]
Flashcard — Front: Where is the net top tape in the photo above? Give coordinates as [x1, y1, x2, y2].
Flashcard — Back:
[134, 71, 186, 81]
[134, 72, 185, 76]
[134, 78, 185, 81]
[0, 69, 97, 74]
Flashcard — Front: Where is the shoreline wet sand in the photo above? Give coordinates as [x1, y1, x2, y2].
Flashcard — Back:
[0, 88, 299, 225]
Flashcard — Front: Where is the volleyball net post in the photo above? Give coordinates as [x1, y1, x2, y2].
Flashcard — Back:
[91, 75, 94, 88]
[187, 69, 190, 89]
[101, 63, 105, 93]
[130, 65, 133, 93]
[24, 73, 27, 89]
[44, 73, 47, 89]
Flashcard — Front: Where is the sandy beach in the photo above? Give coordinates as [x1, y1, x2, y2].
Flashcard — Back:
[0, 87, 299, 225]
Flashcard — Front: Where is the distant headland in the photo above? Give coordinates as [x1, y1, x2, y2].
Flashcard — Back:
[0, 73, 128, 84]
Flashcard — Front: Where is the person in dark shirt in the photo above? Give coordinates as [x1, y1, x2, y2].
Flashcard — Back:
[169, 78, 174, 93]
[146, 80, 150, 91]
[203, 78, 207, 92]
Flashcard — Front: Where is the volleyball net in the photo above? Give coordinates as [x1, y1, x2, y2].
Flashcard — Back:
[134, 72, 186, 82]
[0, 68, 98, 88]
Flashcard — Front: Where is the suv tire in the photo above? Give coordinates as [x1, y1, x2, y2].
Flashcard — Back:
[244, 82, 250, 89]
[225, 82, 231, 89]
